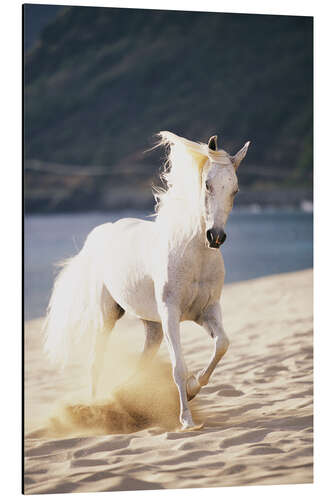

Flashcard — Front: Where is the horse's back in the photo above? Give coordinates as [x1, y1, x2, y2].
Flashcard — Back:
[85, 217, 155, 255]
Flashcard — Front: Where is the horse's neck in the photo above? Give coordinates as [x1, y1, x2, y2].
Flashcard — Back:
[156, 201, 206, 249]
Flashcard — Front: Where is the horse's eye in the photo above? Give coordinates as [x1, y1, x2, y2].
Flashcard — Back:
[205, 181, 212, 193]
[233, 188, 239, 196]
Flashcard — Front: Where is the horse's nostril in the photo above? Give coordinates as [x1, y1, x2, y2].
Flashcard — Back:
[206, 230, 214, 244]
[206, 228, 226, 247]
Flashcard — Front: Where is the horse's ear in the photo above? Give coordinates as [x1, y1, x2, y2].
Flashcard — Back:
[231, 141, 251, 170]
[208, 135, 218, 151]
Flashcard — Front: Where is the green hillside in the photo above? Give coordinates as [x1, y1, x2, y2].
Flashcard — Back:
[24, 6, 313, 211]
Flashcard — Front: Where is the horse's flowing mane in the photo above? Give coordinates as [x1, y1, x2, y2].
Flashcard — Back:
[153, 131, 230, 231]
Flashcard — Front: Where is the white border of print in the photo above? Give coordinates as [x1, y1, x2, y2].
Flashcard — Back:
[1, 1, 331, 499]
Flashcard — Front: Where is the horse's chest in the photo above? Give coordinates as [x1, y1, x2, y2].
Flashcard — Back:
[181, 261, 224, 320]
[183, 283, 211, 319]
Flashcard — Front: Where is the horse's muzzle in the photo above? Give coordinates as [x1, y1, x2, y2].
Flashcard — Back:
[206, 228, 227, 248]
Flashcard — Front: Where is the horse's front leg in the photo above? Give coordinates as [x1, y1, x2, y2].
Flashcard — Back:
[187, 302, 229, 400]
[158, 303, 202, 431]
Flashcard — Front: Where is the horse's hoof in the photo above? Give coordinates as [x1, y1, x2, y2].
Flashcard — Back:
[186, 374, 201, 401]
[180, 421, 204, 432]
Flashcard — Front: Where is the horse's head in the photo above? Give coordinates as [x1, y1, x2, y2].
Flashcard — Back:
[203, 135, 250, 249]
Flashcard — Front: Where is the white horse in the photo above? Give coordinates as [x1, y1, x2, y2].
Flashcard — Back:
[44, 131, 250, 431]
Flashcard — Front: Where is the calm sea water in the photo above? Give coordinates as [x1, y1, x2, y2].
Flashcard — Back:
[24, 210, 313, 320]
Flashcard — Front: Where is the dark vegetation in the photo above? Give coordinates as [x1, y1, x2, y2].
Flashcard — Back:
[24, 6, 313, 212]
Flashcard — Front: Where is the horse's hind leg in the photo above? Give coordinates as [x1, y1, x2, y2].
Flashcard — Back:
[139, 320, 163, 367]
[91, 286, 125, 399]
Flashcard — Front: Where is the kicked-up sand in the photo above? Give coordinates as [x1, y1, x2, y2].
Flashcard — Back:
[24, 269, 313, 494]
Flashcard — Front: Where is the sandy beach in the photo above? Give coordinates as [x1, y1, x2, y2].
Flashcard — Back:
[24, 269, 313, 494]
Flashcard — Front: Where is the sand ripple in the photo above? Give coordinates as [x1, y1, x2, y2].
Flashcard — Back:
[24, 270, 313, 493]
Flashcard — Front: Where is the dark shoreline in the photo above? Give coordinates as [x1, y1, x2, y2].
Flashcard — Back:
[25, 187, 313, 214]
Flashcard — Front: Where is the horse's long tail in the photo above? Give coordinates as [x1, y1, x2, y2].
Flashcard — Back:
[43, 229, 105, 369]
